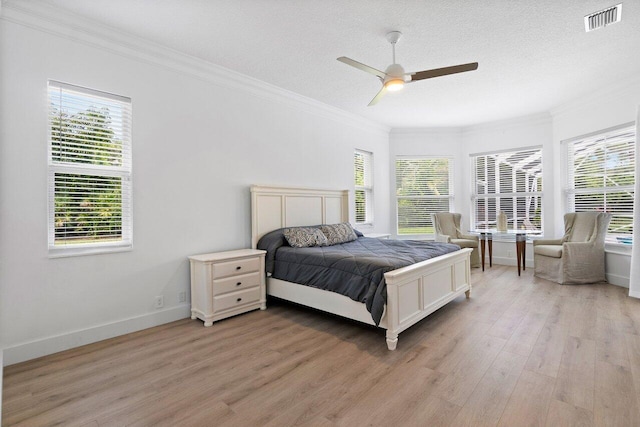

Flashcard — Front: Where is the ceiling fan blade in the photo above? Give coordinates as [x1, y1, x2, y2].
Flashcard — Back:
[337, 57, 386, 79]
[409, 62, 478, 82]
[368, 86, 387, 106]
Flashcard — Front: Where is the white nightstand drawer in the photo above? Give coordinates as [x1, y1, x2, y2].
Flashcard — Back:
[213, 271, 262, 295]
[214, 287, 261, 312]
[212, 257, 260, 278]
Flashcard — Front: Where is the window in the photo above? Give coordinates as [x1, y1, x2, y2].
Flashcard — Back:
[565, 124, 635, 239]
[48, 81, 132, 255]
[354, 149, 373, 224]
[396, 157, 453, 235]
[472, 147, 543, 232]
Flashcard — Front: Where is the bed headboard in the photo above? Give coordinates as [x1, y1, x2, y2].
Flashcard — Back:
[251, 185, 349, 248]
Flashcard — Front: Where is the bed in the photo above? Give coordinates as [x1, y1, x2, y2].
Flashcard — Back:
[251, 185, 472, 350]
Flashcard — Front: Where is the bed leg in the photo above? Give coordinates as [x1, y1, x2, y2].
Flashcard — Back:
[386, 332, 398, 351]
[465, 289, 471, 299]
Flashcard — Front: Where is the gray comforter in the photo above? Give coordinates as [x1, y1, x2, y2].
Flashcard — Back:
[258, 231, 460, 325]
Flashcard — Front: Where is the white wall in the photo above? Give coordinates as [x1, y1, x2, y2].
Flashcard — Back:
[0, 14, 390, 364]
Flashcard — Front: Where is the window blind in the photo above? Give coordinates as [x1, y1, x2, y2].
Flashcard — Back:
[48, 81, 132, 252]
[355, 150, 373, 224]
[472, 147, 543, 231]
[396, 157, 453, 235]
[565, 125, 635, 237]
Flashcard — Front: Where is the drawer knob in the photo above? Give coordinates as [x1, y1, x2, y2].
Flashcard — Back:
[236, 282, 242, 286]
[236, 266, 242, 270]
[236, 298, 242, 302]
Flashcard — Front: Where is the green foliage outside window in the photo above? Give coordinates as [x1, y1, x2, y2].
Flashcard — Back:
[571, 136, 635, 236]
[396, 158, 451, 235]
[51, 106, 124, 244]
[354, 152, 366, 223]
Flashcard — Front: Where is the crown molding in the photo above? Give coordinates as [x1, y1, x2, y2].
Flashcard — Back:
[390, 127, 463, 136]
[1, 0, 390, 135]
[550, 73, 640, 118]
[461, 111, 552, 136]
[390, 112, 552, 137]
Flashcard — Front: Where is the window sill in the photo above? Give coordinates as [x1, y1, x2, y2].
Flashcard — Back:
[605, 242, 633, 256]
[354, 223, 374, 232]
[485, 235, 544, 243]
[49, 243, 133, 258]
[364, 233, 391, 239]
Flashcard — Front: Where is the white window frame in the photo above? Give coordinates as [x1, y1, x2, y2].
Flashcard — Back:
[471, 146, 543, 233]
[354, 149, 374, 225]
[395, 156, 454, 237]
[563, 123, 635, 242]
[48, 81, 133, 257]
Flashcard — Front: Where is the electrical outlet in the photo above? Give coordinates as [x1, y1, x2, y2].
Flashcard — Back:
[507, 251, 514, 257]
[178, 291, 186, 303]
[154, 295, 164, 309]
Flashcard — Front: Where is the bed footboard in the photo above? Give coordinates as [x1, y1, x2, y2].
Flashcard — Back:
[383, 247, 472, 350]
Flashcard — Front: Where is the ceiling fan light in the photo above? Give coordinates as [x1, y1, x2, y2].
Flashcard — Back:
[385, 78, 404, 92]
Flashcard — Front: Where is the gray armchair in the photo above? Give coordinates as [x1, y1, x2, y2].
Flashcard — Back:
[533, 212, 611, 284]
[432, 213, 480, 268]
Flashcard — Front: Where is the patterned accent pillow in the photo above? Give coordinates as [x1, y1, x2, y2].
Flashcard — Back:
[283, 227, 328, 248]
[320, 223, 358, 245]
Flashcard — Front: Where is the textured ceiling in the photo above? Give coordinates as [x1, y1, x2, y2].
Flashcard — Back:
[28, 0, 640, 127]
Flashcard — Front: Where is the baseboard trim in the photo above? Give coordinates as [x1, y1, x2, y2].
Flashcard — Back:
[606, 272, 630, 288]
[490, 257, 629, 288]
[3, 304, 191, 366]
[629, 290, 640, 299]
[491, 256, 534, 267]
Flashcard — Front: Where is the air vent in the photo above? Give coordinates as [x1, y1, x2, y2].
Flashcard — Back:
[584, 4, 622, 32]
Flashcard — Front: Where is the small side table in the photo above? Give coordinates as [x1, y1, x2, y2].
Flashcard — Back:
[188, 249, 266, 326]
[473, 230, 539, 276]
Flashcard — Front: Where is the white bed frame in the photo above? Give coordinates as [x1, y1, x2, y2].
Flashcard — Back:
[251, 185, 472, 350]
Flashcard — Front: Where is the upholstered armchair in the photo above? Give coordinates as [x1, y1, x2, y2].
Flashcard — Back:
[432, 213, 481, 268]
[533, 212, 611, 284]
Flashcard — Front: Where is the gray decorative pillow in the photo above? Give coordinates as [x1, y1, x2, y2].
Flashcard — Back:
[283, 227, 328, 248]
[320, 223, 358, 245]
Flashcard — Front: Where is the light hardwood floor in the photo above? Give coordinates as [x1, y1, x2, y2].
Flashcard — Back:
[4, 266, 640, 426]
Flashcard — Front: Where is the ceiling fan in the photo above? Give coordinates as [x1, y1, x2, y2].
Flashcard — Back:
[337, 31, 478, 106]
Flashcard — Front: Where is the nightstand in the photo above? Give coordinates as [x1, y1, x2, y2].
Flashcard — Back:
[188, 249, 266, 326]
